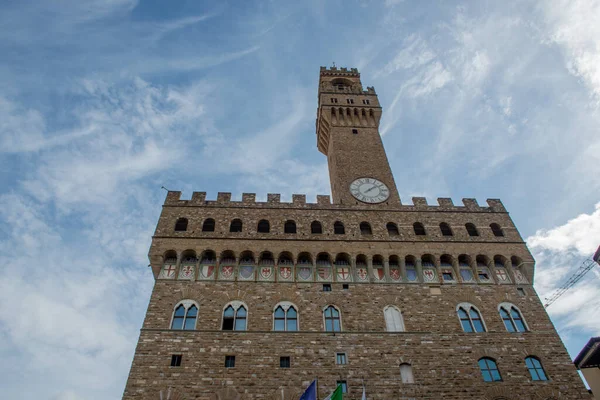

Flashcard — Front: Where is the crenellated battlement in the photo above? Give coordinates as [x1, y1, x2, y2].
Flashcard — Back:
[164, 191, 507, 213]
[320, 66, 360, 76]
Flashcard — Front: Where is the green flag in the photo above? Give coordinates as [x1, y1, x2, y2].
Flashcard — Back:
[323, 384, 343, 400]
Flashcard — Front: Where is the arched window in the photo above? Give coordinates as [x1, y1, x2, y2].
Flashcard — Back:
[202, 218, 215, 232]
[413, 222, 426, 236]
[386, 222, 399, 236]
[171, 301, 198, 330]
[490, 223, 504, 237]
[457, 303, 486, 332]
[478, 357, 502, 382]
[284, 220, 296, 234]
[384, 306, 405, 332]
[273, 302, 298, 331]
[439, 222, 453, 236]
[311, 221, 323, 234]
[360, 222, 372, 235]
[174, 218, 188, 232]
[525, 356, 549, 381]
[334, 221, 345, 235]
[465, 223, 479, 237]
[257, 219, 270, 233]
[399, 363, 414, 384]
[324, 306, 341, 332]
[229, 219, 243, 233]
[222, 302, 247, 331]
[499, 304, 527, 332]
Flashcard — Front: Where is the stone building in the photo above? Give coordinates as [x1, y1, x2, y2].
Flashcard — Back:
[122, 67, 589, 399]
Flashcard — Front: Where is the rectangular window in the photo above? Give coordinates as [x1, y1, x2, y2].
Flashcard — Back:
[346, 99, 354, 104]
[170, 354, 182, 367]
[336, 353, 347, 365]
[362, 99, 370, 104]
[337, 380, 348, 393]
[323, 284, 332, 292]
[225, 355, 235, 368]
[517, 287, 526, 296]
[352, 129, 358, 134]
[342, 284, 349, 290]
[442, 272, 454, 281]
[280, 356, 291, 368]
[331, 98, 337, 103]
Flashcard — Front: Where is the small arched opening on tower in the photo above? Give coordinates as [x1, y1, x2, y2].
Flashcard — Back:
[229, 219, 243, 233]
[180, 250, 198, 265]
[200, 250, 216, 264]
[330, 77, 353, 90]
[163, 250, 178, 264]
[278, 252, 294, 265]
[335, 253, 351, 266]
[220, 250, 236, 265]
[465, 223, 479, 237]
[334, 221, 345, 235]
[439, 222, 453, 236]
[317, 252, 332, 266]
[372, 254, 384, 267]
[389, 255, 400, 268]
[259, 251, 274, 265]
[386, 222, 399, 236]
[311, 221, 323, 234]
[239, 251, 255, 265]
[297, 252, 313, 265]
[257, 219, 270, 233]
[174, 217, 188, 232]
[490, 223, 504, 237]
[202, 218, 215, 232]
[413, 222, 426, 236]
[356, 254, 367, 267]
[360, 221, 372, 235]
[284, 220, 297, 234]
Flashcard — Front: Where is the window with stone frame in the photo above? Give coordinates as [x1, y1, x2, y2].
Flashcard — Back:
[525, 356, 549, 381]
[439, 222, 453, 236]
[499, 303, 527, 332]
[334, 221, 345, 234]
[413, 222, 426, 236]
[324, 305, 341, 332]
[465, 223, 479, 236]
[359, 221, 372, 235]
[222, 302, 248, 331]
[171, 300, 198, 330]
[384, 306, 405, 332]
[478, 357, 502, 382]
[490, 223, 504, 237]
[229, 219, 243, 233]
[273, 302, 298, 331]
[257, 219, 270, 233]
[386, 222, 399, 236]
[284, 220, 297, 234]
[311, 221, 323, 234]
[457, 303, 486, 332]
[400, 363, 414, 383]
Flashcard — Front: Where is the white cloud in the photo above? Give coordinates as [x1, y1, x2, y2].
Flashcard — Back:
[542, 0, 600, 102]
[528, 203, 600, 335]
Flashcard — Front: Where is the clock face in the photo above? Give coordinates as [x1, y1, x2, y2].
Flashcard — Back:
[350, 178, 390, 204]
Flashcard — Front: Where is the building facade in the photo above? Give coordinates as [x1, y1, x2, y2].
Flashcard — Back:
[123, 67, 588, 399]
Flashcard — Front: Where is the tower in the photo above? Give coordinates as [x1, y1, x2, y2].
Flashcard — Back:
[316, 67, 400, 205]
[123, 67, 588, 400]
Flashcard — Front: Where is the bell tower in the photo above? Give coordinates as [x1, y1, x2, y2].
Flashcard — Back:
[316, 66, 401, 205]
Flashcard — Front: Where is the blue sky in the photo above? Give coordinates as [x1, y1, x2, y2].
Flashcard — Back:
[1, 1, 599, 399]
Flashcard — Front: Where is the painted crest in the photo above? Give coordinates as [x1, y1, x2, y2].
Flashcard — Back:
[159, 264, 177, 279]
[280, 266, 292, 280]
[513, 269, 528, 283]
[318, 267, 331, 280]
[460, 268, 474, 282]
[239, 265, 254, 279]
[356, 267, 368, 281]
[373, 267, 385, 281]
[423, 268, 436, 282]
[260, 266, 273, 279]
[406, 267, 418, 282]
[495, 268, 510, 283]
[200, 265, 215, 279]
[389, 268, 401, 281]
[179, 265, 194, 280]
[337, 267, 350, 281]
[298, 266, 312, 281]
[221, 265, 234, 278]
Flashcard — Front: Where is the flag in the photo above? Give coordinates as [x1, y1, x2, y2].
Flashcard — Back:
[323, 384, 343, 400]
[299, 379, 317, 400]
[361, 384, 366, 400]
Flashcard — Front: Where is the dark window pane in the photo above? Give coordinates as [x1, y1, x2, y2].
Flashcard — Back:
[280, 356, 291, 368]
[171, 354, 182, 367]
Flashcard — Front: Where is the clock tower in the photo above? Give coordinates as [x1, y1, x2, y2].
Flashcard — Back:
[316, 66, 401, 205]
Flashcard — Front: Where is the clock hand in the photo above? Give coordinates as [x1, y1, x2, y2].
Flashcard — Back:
[364, 185, 378, 193]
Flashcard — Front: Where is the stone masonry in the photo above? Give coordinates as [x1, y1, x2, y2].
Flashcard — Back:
[122, 67, 589, 400]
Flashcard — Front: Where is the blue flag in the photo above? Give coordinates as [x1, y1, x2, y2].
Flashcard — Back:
[299, 379, 317, 400]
